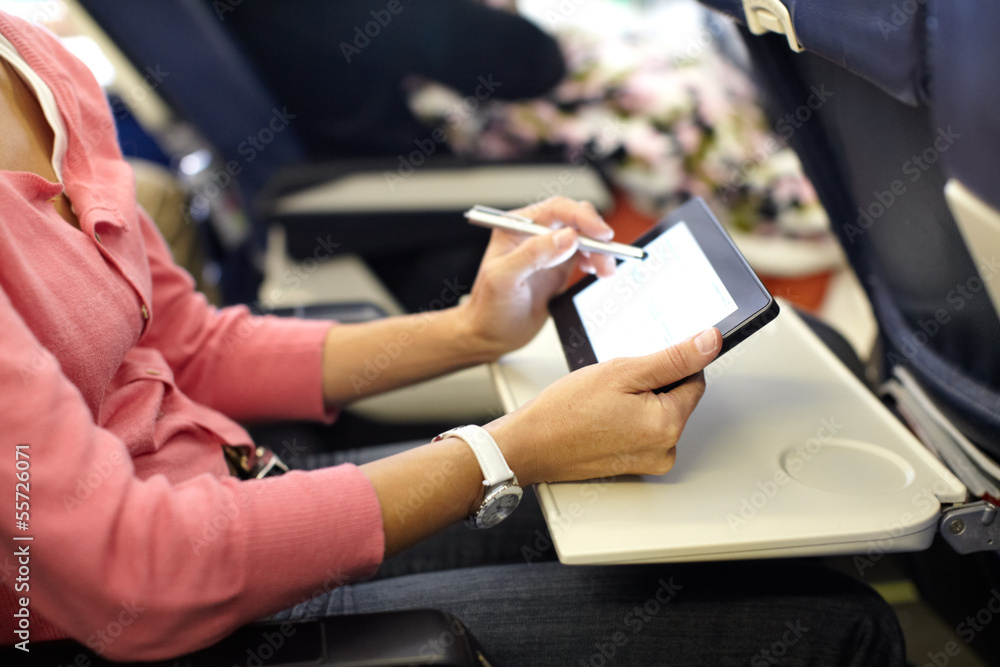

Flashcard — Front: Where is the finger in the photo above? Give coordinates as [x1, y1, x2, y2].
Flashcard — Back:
[578, 250, 615, 278]
[515, 196, 614, 242]
[591, 253, 616, 278]
[578, 252, 597, 275]
[616, 328, 721, 393]
[659, 371, 707, 417]
[498, 227, 579, 283]
[663, 447, 677, 472]
[652, 372, 707, 464]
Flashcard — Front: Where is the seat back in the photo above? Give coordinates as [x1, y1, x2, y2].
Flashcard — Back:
[79, 0, 305, 207]
[701, 0, 1000, 454]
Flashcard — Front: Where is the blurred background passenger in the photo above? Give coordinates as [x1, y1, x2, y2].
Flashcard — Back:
[211, 0, 567, 157]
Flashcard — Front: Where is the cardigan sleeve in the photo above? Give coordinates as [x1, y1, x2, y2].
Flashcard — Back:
[0, 282, 384, 660]
[136, 207, 339, 423]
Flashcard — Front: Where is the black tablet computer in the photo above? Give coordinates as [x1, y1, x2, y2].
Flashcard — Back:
[550, 197, 778, 372]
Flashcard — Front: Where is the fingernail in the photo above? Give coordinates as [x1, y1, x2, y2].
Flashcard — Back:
[695, 329, 718, 355]
[554, 227, 575, 249]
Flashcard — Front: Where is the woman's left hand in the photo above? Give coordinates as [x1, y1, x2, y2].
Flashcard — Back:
[458, 196, 617, 357]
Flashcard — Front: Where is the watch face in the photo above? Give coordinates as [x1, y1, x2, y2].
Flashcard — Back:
[476, 485, 522, 529]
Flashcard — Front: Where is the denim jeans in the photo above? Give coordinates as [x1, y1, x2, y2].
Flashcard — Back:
[274, 443, 906, 666]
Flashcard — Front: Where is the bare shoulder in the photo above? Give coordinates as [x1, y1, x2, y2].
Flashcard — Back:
[0, 58, 58, 180]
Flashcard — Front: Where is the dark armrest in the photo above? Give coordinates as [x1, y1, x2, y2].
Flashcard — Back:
[6, 610, 493, 666]
[259, 156, 612, 261]
[265, 301, 388, 324]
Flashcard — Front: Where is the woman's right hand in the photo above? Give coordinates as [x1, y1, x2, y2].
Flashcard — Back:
[485, 328, 722, 486]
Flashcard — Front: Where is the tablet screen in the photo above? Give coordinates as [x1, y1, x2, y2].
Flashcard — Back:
[551, 197, 777, 370]
[572, 221, 738, 360]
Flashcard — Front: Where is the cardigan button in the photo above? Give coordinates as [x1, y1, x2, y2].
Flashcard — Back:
[94, 231, 102, 244]
[141, 304, 149, 320]
[145, 369, 161, 376]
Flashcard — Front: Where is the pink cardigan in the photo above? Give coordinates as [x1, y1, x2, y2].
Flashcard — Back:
[0, 13, 383, 660]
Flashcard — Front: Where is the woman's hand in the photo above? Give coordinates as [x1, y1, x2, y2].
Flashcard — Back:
[485, 328, 722, 486]
[457, 196, 618, 358]
[362, 328, 721, 556]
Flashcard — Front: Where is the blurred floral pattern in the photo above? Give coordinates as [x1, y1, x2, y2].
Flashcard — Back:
[407, 7, 832, 244]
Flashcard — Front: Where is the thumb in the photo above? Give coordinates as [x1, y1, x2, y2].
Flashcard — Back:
[618, 328, 722, 392]
[499, 227, 578, 283]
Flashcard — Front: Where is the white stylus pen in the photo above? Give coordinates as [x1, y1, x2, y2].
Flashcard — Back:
[464, 205, 647, 261]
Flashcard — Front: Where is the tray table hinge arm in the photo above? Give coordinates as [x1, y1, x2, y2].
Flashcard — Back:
[940, 501, 1000, 554]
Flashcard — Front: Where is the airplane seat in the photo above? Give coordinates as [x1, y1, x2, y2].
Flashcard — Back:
[77, 0, 610, 315]
[697, 1, 1000, 659]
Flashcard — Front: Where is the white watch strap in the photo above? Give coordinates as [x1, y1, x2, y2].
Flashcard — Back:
[435, 425, 515, 487]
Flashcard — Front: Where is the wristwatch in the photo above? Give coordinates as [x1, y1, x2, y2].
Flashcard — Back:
[433, 425, 522, 529]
